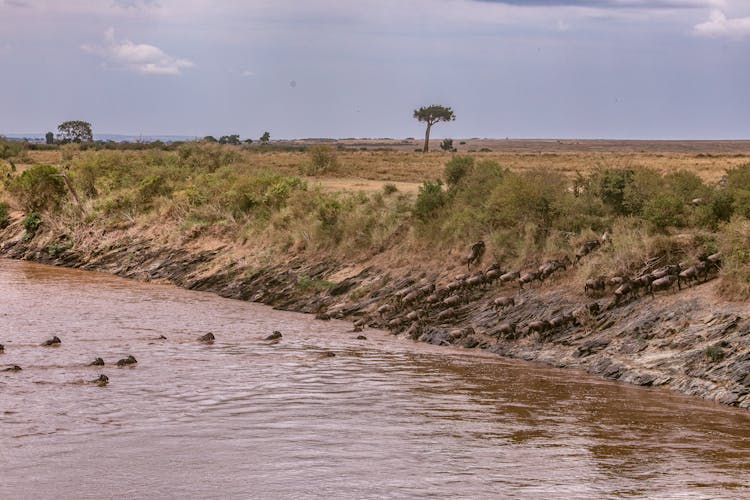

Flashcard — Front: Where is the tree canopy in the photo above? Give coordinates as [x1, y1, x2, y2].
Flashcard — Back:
[413, 105, 455, 152]
[57, 120, 93, 143]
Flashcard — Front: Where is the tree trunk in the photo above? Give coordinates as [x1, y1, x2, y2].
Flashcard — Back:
[423, 123, 432, 153]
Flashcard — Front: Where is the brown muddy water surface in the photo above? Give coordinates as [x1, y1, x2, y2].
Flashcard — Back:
[2, 259, 750, 498]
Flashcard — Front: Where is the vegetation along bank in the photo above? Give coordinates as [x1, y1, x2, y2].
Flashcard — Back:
[4, 139, 750, 409]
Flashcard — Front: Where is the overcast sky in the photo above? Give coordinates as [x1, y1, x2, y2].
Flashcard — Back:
[1, 0, 749, 139]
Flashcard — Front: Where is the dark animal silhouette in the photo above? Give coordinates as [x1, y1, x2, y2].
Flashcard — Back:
[493, 296, 515, 310]
[651, 275, 678, 295]
[42, 336, 61, 346]
[466, 240, 486, 271]
[198, 332, 215, 343]
[264, 331, 282, 341]
[90, 357, 104, 366]
[116, 355, 137, 367]
[584, 278, 605, 295]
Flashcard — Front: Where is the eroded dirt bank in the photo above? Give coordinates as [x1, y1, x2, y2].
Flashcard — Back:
[3, 219, 750, 411]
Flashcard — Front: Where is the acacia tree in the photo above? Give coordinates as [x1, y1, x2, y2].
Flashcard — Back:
[57, 120, 93, 143]
[413, 105, 455, 152]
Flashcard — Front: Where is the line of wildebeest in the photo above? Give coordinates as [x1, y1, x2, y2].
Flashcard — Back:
[370, 234, 723, 342]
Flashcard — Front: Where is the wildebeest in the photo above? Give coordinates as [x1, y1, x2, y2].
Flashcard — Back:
[614, 280, 634, 304]
[631, 274, 654, 296]
[706, 252, 722, 270]
[405, 310, 422, 322]
[437, 308, 457, 322]
[678, 262, 708, 288]
[607, 276, 625, 288]
[466, 272, 485, 289]
[526, 319, 551, 335]
[651, 274, 678, 295]
[443, 294, 463, 308]
[485, 267, 504, 285]
[539, 257, 570, 281]
[549, 313, 576, 329]
[466, 240, 486, 271]
[499, 270, 520, 285]
[493, 296, 515, 310]
[575, 239, 601, 263]
[519, 271, 541, 288]
[494, 321, 517, 338]
[584, 278, 606, 296]
[650, 263, 681, 281]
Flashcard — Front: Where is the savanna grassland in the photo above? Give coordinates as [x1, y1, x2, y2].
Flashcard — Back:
[3, 138, 750, 299]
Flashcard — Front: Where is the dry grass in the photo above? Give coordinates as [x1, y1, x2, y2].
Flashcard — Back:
[20, 140, 750, 188]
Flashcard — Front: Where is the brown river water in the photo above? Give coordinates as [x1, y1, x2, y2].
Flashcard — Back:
[2, 259, 750, 499]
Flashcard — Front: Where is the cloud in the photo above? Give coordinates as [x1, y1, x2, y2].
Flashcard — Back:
[241, 70, 256, 77]
[2, 0, 30, 7]
[111, 0, 159, 9]
[81, 28, 193, 75]
[475, 0, 720, 8]
[694, 9, 750, 38]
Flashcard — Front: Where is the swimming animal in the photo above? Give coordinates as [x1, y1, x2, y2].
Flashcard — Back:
[42, 336, 61, 346]
[198, 332, 215, 343]
[116, 355, 137, 366]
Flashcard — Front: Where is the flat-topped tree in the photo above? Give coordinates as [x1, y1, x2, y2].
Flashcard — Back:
[413, 105, 455, 152]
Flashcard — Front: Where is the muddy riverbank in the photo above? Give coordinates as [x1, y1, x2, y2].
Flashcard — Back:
[3, 218, 750, 411]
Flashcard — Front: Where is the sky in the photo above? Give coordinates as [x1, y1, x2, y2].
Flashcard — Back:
[0, 0, 749, 139]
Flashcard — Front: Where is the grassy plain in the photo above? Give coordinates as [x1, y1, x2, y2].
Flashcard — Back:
[4, 138, 750, 298]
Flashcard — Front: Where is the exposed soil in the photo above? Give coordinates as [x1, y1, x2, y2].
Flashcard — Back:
[3, 216, 750, 412]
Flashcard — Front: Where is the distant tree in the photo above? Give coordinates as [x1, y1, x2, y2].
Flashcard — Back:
[45, 132, 54, 145]
[440, 138, 454, 152]
[219, 134, 241, 145]
[57, 120, 93, 143]
[413, 105, 455, 153]
[203, 135, 218, 142]
[260, 131, 270, 145]
[243, 138, 253, 145]
[0, 137, 24, 160]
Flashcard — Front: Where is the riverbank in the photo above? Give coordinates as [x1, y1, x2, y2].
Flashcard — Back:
[3, 213, 750, 411]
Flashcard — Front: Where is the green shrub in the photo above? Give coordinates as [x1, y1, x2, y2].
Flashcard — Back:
[444, 155, 474, 188]
[304, 145, 338, 176]
[414, 180, 446, 222]
[383, 183, 398, 195]
[0, 201, 9, 228]
[704, 346, 724, 363]
[717, 216, 750, 300]
[0, 138, 24, 160]
[642, 193, 684, 230]
[593, 168, 634, 215]
[22, 211, 41, 232]
[6, 164, 67, 212]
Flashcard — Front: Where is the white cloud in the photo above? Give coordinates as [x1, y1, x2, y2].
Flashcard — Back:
[81, 28, 193, 75]
[694, 9, 750, 38]
[241, 70, 255, 77]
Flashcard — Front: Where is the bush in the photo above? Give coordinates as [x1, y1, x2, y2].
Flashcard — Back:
[383, 183, 398, 195]
[0, 137, 24, 160]
[444, 155, 474, 188]
[593, 168, 634, 215]
[22, 211, 41, 233]
[5, 164, 67, 212]
[440, 138, 454, 152]
[304, 145, 338, 175]
[717, 216, 750, 300]
[414, 180, 446, 222]
[0, 201, 9, 228]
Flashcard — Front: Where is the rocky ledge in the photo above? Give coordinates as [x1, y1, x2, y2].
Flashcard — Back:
[3, 223, 750, 411]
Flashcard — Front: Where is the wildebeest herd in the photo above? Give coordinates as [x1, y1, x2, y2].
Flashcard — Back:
[373, 234, 723, 343]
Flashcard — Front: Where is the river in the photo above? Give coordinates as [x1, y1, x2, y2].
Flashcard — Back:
[2, 258, 750, 498]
